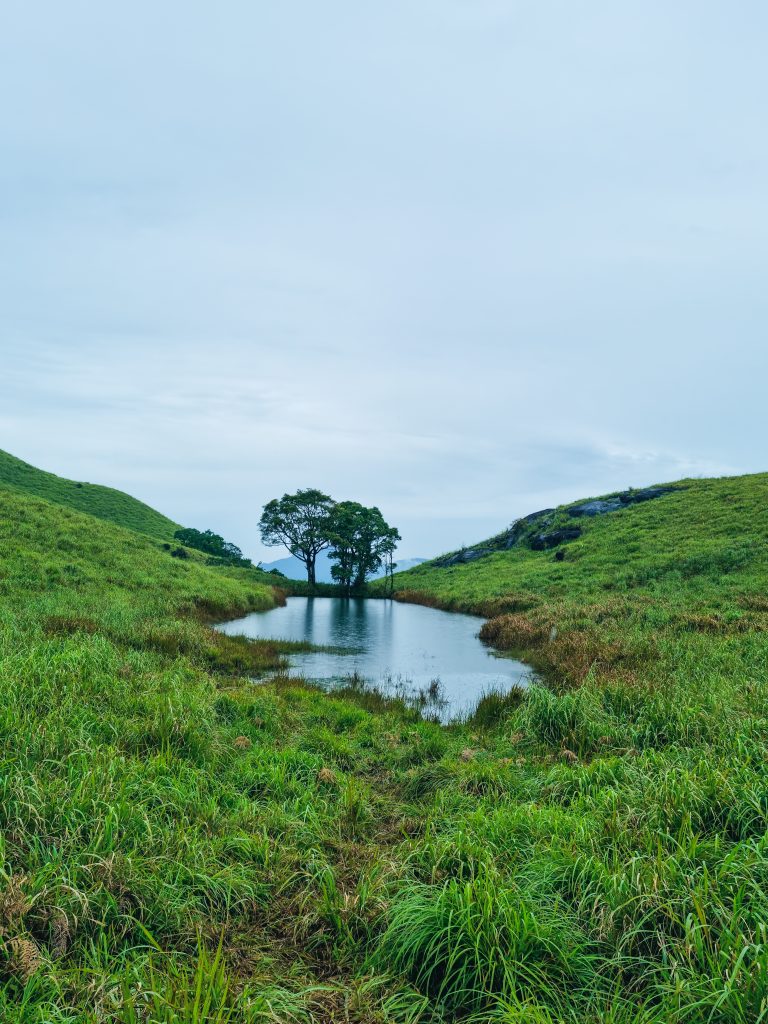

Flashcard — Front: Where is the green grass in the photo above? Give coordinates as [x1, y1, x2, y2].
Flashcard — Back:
[0, 448, 181, 539]
[377, 473, 768, 612]
[366, 473, 768, 1021]
[1, 464, 768, 1021]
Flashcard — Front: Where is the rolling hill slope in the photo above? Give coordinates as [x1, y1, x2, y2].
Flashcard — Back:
[1, 461, 767, 1020]
[0, 447, 180, 539]
[381, 473, 768, 619]
[0, 457, 486, 1018]
[0, 484, 275, 623]
[361, 472, 768, 1019]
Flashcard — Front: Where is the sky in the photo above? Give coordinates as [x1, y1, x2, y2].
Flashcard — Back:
[2, 1, 767, 561]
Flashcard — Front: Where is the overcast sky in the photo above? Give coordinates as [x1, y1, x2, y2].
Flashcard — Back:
[2, 2, 766, 560]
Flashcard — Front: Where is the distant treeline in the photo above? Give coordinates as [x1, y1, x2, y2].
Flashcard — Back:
[172, 527, 253, 567]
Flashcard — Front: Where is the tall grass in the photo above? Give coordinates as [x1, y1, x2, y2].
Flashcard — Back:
[374, 867, 594, 1015]
[2, 472, 768, 1020]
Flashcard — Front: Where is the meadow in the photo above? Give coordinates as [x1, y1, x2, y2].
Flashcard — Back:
[0, 464, 766, 1022]
[0, 449, 180, 540]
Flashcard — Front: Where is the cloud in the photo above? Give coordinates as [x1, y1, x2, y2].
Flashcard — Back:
[0, 1, 766, 558]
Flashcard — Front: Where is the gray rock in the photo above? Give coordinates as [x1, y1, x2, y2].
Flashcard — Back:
[620, 486, 677, 505]
[462, 547, 491, 562]
[568, 486, 677, 518]
[568, 499, 624, 518]
[500, 508, 555, 548]
[530, 527, 582, 550]
[432, 546, 493, 568]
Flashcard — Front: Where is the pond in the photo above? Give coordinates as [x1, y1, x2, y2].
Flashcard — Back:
[217, 596, 533, 720]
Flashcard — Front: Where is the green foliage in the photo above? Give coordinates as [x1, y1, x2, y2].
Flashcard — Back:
[259, 488, 400, 592]
[258, 488, 334, 586]
[0, 447, 180, 539]
[363, 471, 768, 1021]
[518, 685, 619, 754]
[173, 527, 252, 566]
[327, 501, 400, 594]
[468, 685, 526, 730]
[374, 867, 592, 1015]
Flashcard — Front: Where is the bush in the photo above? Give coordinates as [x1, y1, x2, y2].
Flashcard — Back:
[173, 528, 252, 567]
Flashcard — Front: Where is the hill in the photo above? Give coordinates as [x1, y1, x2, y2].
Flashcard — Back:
[0, 447, 180, 539]
[379, 474, 768, 622]
[0, 459, 499, 1018]
[360, 472, 768, 1019]
[0, 479, 423, 1016]
[0, 483, 281, 654]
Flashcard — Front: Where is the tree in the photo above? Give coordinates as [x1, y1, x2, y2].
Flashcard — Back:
[380, 530, 399, 596]
[173, 527, 252, 566]
[258, 488, 334, 588]
[326, 501, 365, 595]
[352, 507, 400, 591]
[327, 502, 401, 595]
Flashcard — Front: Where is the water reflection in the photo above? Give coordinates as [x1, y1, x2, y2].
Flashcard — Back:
[218, 596, 532, 720]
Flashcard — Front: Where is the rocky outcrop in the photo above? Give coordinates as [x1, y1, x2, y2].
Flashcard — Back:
[499, 508, 556, 547]
[567, 486, 677, 518]
[429, 486, 679, 568]
[432, 547, 494, 568]
[431, 508, 556, 567]
[567, 499, 623, 517]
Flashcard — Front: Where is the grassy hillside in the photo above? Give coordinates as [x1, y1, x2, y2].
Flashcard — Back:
[0, 475, 500, 1020]
[0, 448, 180, 539]
[382, 474, 768, 616]
[1, 468, 767, 1022]
[363, 473, 768, 1020]
[0, 486, 409, 1018]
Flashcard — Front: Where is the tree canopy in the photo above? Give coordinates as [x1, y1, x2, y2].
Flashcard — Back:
[258, 489, 399, 591]
[258, 488, 334, 587]
[327, 502, 400, 594]
[173, 527, 252, 566]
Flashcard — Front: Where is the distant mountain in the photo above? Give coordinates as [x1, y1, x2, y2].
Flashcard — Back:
[260, 549, 427, 583]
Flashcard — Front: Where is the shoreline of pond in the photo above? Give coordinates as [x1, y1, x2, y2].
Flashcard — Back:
[217, 595, 535, 721]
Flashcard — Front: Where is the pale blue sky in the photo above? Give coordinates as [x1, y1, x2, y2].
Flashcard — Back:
[2, 2, 766, 558]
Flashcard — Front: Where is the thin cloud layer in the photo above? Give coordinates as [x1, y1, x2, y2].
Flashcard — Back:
[1, 2, 765, 558]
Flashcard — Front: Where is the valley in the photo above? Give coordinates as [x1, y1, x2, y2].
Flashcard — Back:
[0, 452, 766, 1022]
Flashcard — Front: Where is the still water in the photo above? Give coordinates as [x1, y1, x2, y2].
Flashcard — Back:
[218, 596, 532, 719]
